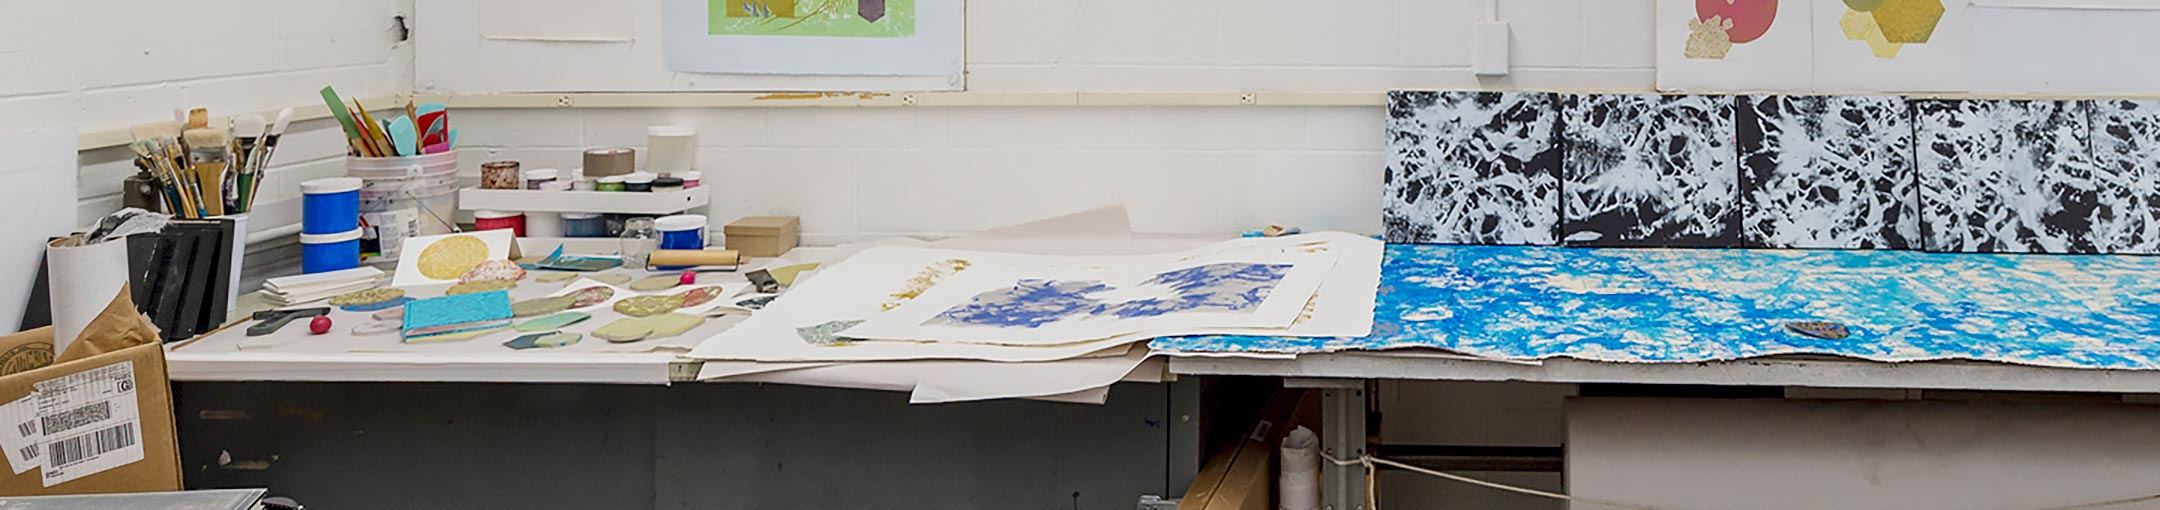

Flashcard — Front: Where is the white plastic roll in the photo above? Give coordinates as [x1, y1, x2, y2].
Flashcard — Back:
[646, 126, 697, 174]
[1279, 426, 1321, 510]
[45, 237, 131, 355]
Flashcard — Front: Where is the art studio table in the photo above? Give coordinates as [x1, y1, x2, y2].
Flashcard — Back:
[1152, 243, 2160, 510]
[157, 248, 1188, 510]
[161, 246, 840, 384]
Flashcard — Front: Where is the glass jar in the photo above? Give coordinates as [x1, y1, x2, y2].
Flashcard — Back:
[618, 217, 658, 269]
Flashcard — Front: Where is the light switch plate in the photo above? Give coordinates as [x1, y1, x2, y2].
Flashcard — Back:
[1475, 21, 1511, 76]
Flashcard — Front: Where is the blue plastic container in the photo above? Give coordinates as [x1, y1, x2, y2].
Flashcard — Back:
[653, 215, 707, 269]
[300, 229, 362, 274]
[563, 213, 607, 237]
[300, 177, 362, 235]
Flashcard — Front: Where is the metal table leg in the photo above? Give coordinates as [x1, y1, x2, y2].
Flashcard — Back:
[1289, 378, 1368, 510]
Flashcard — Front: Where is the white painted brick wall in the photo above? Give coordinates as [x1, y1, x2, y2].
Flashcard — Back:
[4, 0, 414, 234]
[435, 0, 1657, 242]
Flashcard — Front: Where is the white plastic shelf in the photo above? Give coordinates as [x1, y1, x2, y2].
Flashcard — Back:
[459, 187, 709, 215]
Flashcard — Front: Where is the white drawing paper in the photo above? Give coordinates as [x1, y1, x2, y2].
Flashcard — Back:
[1812, 0, 1972, 92]
[1656, 0, 1815, 92]
[1186, 232, 1381, 339]
[687, 244, 1151, 362]
[699, 348, 1153, 404]
[839, 250, 1339, 346]
[659, 0, 963, 79]
[685, 235, 1358, 362]
[389, 230, 516, 288]
[479, 0, 634, 42]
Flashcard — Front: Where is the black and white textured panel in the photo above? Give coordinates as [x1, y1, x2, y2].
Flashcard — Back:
[1561, 94, 1740, 248]
[1737, 95, 1919, 250]
[1915, 99, 2107, 253]
[1383, 91, 1563, 245]
[2089, 100, 2160, 254]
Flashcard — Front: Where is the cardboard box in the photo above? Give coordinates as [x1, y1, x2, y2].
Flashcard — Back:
[1182, 388, 1320, 510]
[724, 216, 800, 258]
[0, 286, 181, 496]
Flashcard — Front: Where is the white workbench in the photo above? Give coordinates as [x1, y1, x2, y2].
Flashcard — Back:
[163, 247, 824, 386]
[1167, 349, 2160, 510]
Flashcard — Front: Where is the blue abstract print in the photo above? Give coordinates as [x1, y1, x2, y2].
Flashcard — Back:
[928, 263, 1294, 328]
[1153, 245, 2160, 370]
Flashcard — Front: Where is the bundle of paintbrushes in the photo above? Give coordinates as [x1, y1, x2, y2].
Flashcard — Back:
[127, 107, 293, 219]
[320, 86, 456, 158]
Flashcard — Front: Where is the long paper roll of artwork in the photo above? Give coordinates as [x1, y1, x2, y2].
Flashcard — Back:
[45, 237, 131, 355]
[1280, 426, 1322, 510]
[647, 249, 741, 269]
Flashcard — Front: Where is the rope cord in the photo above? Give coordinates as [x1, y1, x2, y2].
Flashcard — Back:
[1320, 452, 2160, 510]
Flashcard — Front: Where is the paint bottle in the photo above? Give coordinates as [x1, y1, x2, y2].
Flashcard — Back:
[597, 175, 627, 192]
[624, 172, 656, 192]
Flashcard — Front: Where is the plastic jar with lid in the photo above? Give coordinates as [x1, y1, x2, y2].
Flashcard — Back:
[522, 168, 560, 190]
[653, 176, 685, 192]
[473, 210, 526, 237]
[563, 213, 607, 237]
[624, 172, 656, 192]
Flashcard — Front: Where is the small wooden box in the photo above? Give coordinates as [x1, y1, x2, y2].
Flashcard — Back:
[724, 216, 800, 257]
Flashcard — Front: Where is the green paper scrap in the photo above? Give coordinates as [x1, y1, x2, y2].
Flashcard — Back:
[319, 86, 362, 143]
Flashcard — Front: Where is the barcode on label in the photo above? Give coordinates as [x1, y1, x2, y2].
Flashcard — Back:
[15, 419, 33, 437]
[16, 445, 34, 462]
[46, 422, 134, 467]
[39, 402, 110, 436]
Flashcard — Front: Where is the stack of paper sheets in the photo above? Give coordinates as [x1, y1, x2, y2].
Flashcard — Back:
[262, 267, 384, 306]
[684, 207, 1382, 403]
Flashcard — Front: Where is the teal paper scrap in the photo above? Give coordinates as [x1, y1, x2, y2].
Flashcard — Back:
[403, 290, 514, 332]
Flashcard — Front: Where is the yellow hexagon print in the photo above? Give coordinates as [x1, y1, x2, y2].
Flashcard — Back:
[1872, 0, 1944, 44]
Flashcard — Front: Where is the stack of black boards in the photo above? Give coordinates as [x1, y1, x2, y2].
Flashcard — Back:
[18, 218, 236, 342]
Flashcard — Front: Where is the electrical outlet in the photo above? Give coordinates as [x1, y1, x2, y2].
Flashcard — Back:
[1474, 21, 1511, 76]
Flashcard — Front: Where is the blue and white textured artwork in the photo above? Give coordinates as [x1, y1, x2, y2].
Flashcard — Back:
[1152, 244, 2160, 370]
[929, 263, 1293, 328]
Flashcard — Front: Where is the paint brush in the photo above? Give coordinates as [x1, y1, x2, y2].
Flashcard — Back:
[157, 136, 189, 189]
[243, 107, 294, 212]
[130, 140, 186, 215]
[231, 114, 266, 213]
[183, 128, 229, 217]
[129, 121, 181, 143]
[186, 108, 209, 130]
[142, 139, 196, 218]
